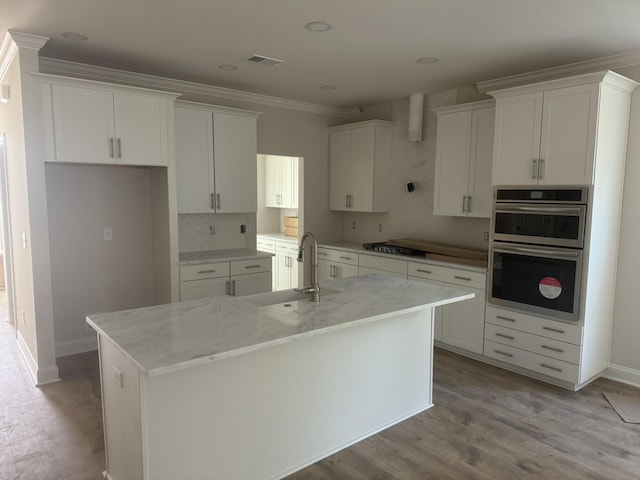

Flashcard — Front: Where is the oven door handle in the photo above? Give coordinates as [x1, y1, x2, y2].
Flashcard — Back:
[495, 205, 583, 214]
[493, 244, 581, 259]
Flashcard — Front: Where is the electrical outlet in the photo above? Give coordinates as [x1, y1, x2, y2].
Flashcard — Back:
[104, 227, 113, 241]
[240, 224, 247, 234]
[21, 309, 25, 324]
[483, 231, 490, 241]
[209, 226, 216, 235]
[378, 223, 383, 232]
[352, 221, 357, 230]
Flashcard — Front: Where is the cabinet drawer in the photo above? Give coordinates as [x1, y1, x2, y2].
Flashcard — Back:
[230, 257, 272, 275]
[485, 305, 583, 345]
[256, 237, 276, 253]
[180, 262, 230, 281]
[408, 262, 485, 289]
[485, 323, 581, 364]
[317, 248, 358, 265]
[276, 241, 298, 255]
[484, 340, 579, 384]
[358, 254, 407, 276]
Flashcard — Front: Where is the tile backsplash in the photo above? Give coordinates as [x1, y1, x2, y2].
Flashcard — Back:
[178, 213, 256, 252]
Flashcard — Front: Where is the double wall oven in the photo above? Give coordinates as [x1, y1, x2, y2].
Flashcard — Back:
[488, 187, 588, 322]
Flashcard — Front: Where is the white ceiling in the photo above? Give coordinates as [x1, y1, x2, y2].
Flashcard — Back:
[3, 0, 640, 109]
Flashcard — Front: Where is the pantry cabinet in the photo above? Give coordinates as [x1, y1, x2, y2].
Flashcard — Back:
[175, 102, 260, 213]
[490, 71, 637, 186]
[433, 100, 495, 218]
[42, 78, 177, 166]
[328, 120, 393, 212]
[265, 155, 298, 208]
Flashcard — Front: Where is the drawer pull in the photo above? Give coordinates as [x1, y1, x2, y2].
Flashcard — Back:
[541, 345, 564, 353]
[494, 350, 514, 358]
[496, 315, 516, 322]
[542, 326, 565, 334]
[318, 252, 328, 256]
[495, 332, 515, 340]
[540, 363, 562, 372]
[197, 269, 217, 274]
[244, 265, 261, 269]
[416, 269, 432, 274]
[454, 276, 472, 281]
[339, 256, 352, 260]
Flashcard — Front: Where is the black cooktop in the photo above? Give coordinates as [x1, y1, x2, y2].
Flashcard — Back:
[362, 242, 424, 256]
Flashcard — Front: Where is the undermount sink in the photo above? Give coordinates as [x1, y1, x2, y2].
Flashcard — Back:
[243, 287, 340, 307]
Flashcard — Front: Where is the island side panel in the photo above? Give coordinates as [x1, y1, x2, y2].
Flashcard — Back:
[140, 306, 434, 480]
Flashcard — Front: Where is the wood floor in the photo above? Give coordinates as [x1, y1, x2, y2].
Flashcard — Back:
[1, 304, 639, 479]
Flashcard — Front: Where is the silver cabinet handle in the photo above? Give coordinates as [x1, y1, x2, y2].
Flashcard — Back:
[416, 269, 432, 274]
[210, 193, 215, 210]
[495, 332, 515, 340]
[531, 159, 538, 179]
[116, 138, 122, 158]
[454, 276, 472, 281]
[542, 326, 565, 334]
[467, 195, 472, 212]
[244, 265, 261, 269]
[540, 363, 562, 372]
[496, 315, 516, 322]
[197, 269, 217, 274]
[231, 280, 236, 296]
[276, 194, 281, 205]
[225, 281, 230, 295]
[318, 252, 328, 256]
[538, 158, 545, 179]
[541, 345, 564, 353]
[339, 256, 352, 260]
[216, 193, 221, 210]
[494, 350, 514, 358]
[330, 265, 336, 278]
[109, 138, 115, 158]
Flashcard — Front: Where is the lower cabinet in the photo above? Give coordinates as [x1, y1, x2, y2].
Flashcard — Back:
[256, 236, 277, 290]
[317, 247, 359, 281]
[180, 258, 271, 301]
[408, 262, 486, 355]
[275, 240, 299, 290]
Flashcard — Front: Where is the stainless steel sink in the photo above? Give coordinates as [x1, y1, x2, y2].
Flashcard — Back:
[242, 287, 339, 307]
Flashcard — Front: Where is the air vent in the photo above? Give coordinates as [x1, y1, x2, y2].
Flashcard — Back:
[248, 54, 284, 66]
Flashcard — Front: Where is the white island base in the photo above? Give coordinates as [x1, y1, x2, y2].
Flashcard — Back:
[91, 275, 471, 479]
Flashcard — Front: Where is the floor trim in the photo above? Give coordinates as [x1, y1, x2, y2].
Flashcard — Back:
[602, 364, 640, 388]
[17, 330, 60, 385]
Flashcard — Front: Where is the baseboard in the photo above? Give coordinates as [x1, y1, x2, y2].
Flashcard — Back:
[602, 364, 640, 388]
[55, 335, 98, 358]
[17, 330, 60, 386]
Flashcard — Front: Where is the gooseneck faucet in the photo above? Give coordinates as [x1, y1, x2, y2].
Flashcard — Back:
[294, 232, 320, 302]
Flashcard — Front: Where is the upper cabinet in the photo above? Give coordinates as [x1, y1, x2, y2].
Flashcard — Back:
[490, 71, 638, 186]
[265, 155, 298, 209]
[328, 120, 394, 212]
[433, 100, 495, 218]
[40, 75, 178, 166]
[175, 102, 260, 214]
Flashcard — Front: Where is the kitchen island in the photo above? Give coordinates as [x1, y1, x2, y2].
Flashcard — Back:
[87, 274, 473, 480]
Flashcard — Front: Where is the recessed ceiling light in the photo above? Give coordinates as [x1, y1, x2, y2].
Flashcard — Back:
[305, 21, 332, 32]
[61, 32, 88, 41]
[416, 57, 438, 65]
[320, 85, 337, 90]
[218, 64, 238, 71]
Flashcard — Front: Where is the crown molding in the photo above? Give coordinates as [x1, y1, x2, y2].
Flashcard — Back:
[38, 57, 360, 118]
[476, 50, 640, 93]
[1, 30, 49, 82]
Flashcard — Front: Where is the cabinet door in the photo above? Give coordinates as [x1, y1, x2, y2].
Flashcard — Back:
[349, 126, 376, 212]
[492, 92, 543, 185]
[441, 285, 485, 354]
[317, 259, 333, 282]
[51, 85, 115, 164]
[275, 253, 292, 290]
[280, 157, 294, 208]
[467, 107, 495, 218]
[175, 107, 215, 214]
[114, 93, 167, 166]
[264, 155, 282, 208]
[290, 157, 299, 209]
[180, 277, 229, 301]
[213, 112, 257, 213]
[433, 110, 473, 216]
[538, 84, 598, 185]
[329, 129, 351, 211]
[232, 271, 271, 296]
[334, 263, 358, 279]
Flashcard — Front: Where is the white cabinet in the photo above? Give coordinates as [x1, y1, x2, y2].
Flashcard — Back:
[358, 254, 407, 278]
[45, 80, 175, 166]
[408, 262, 486, 355]
[179, 258, 271, 301]
[490, 72, 637, 186]
[317, 247, 359, 281]
[328, 120, 393, 212]
[265, 156, 298, 208]
[175, 102, 260, 213]
[275, 240, 299, 290]
[433, 100, 494, 218]
[256, 236, 277, 290]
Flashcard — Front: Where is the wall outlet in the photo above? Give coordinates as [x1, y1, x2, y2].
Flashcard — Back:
[483, 231, 489, 241]
[240, 224, 247, 234]
[209, 226, 216, 235]
[352, 221, 357, 230]
[378, 223, 383, 232]
[20, 309, 25, 324]
[104, 227, 113, 241]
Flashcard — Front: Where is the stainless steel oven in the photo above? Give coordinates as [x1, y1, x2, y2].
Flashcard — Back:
[488, 187, 588, 322]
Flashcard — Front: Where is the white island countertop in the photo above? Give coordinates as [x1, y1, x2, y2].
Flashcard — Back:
[87, 274, 473, 377]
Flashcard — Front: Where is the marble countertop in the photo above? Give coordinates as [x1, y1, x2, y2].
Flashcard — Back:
[87, 274, 473, 377]
[256, 232, 298, 243]
[179, 249, 273, 266]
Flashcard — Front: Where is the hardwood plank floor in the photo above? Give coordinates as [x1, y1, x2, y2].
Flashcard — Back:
[2, 296, 639, 480]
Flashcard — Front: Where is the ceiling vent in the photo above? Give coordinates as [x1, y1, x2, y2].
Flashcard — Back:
[248, 54, 284, 66]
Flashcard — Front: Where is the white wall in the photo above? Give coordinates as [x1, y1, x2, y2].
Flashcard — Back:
[342, 91, 490, 250]
[45, 164, 158, 355]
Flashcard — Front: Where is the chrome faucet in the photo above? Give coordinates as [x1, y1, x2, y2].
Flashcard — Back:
[294, 232, 320, 302]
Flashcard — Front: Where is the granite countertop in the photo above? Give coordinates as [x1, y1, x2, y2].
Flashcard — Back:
[179, 248, 273, 266]
[87, 274, 472, 377]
